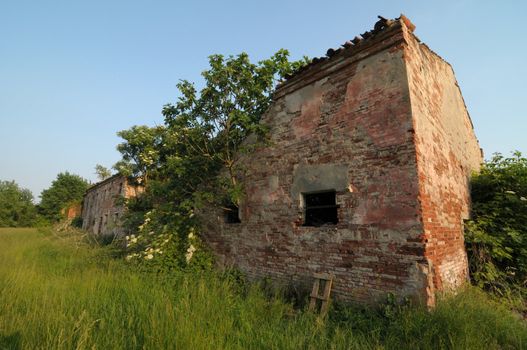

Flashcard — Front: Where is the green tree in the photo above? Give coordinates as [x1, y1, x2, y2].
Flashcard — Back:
[465, 151, 527, 293]
[94, 164, 112, 181]
[38, 172, 90, 223]
[0, 180, 37, 227]
[162, 50, 307, 203]
[113, 125, 165, 186]
[117, 50, 307, 268]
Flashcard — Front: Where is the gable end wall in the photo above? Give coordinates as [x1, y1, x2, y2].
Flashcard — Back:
[403, 29, 482, 290]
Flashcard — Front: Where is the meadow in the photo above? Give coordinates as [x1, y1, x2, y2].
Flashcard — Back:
[0, 228, 526, 349]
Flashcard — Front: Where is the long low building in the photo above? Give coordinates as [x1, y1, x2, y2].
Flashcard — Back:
[81, 174, 141, 237]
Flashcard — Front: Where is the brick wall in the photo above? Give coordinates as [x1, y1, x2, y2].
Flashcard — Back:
[200, 16, 481, 305]
[81, 175, 140, 237]
[403, 28, 482, 291]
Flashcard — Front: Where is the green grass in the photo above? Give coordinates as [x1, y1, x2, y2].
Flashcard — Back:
[0, 228, 526, 349]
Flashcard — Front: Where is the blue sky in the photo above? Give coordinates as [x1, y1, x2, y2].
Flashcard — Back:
[1, 0, 526, 201]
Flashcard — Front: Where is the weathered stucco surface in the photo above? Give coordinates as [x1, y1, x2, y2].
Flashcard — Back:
[81, 175, 140, 237]
[200, 16, 481, 305]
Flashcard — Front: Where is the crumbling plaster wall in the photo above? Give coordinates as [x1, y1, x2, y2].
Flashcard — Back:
[403, 30, 482, 290]
[201, 25, 433, 303]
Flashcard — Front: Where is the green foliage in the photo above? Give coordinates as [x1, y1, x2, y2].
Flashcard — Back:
[114, 125, 165, 185]
[94, 164, 112, 181]
[124, 209, 213, 272]
[0, 180, 37, 227]
[38, 172, 89, 223]
[115, 50, 307, 269]
[160, 50, 308, 203]
[1, 228, 526, 349]
[71, 216, 83, 228]
[465, 151, 527, 294]
[329, 288, 527, 349]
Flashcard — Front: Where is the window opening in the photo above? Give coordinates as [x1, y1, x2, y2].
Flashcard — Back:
[97, 217, 103, 234]
[303, 190, 338, 226]
[224, 203, 241, 224]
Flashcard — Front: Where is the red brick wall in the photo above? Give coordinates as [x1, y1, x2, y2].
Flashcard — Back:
[64, 203, 81, 219]
[403, 29, 482, 291]
[201, 21, 433, 304]
[201, 17, 480, 305]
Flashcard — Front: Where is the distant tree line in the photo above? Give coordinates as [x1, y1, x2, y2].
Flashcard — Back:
[0, 172, 89, 227]
[0, 180, 37, 227]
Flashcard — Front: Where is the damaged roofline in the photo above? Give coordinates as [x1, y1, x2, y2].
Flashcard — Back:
[274, 14, 417, 99]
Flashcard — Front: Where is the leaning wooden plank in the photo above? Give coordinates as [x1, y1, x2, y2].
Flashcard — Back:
[308, 278, 320, 311]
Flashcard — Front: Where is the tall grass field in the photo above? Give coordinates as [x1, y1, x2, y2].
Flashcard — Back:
[0, 228, 526, 349]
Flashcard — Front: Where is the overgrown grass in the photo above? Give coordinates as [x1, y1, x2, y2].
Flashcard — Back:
[0, 228, 526, 349]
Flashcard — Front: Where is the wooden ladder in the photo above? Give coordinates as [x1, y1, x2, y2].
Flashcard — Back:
[308, 273, 334, 317]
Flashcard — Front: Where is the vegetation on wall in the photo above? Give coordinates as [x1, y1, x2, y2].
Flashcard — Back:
[465, 151, 527, 295]
[0, 180, 37, 227]
[94, 164, 112, 181]
[115, 50, 308, 268]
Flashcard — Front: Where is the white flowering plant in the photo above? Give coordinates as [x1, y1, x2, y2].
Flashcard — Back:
[114, 52, 308, 274]
[124, 208, 213, 272]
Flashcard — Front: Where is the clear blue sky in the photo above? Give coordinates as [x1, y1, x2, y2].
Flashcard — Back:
[1, 0, 526, 201]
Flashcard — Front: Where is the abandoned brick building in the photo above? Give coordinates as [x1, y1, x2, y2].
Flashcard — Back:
[201, 15, 482, 305]
[81, 174, 141, 237]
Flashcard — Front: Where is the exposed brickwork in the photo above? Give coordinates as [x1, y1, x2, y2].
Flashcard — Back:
[403, 29, 483, 291]
[200, 16, 481, 305]
[62, 203, 81, 219]
[81, 175, 141, 237]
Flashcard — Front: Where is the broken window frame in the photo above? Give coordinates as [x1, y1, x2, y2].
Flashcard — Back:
[302, 190, 339, 227]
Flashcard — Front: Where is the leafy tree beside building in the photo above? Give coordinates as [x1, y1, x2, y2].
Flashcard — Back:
[116, 50, 308, 267]
[38, 172, 89, 223]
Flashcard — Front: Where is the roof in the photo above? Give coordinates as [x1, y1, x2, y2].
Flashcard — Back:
[277, 15, 415, 89]
[84, 173, 125, 193]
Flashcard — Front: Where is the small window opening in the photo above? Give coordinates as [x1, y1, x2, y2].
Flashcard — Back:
[303, 190, 338, 227]
[97, 216, 103, 234]
[224, 203, 241, 224]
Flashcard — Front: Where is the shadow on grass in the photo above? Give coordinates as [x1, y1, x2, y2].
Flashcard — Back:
[0, 331, 21, 350]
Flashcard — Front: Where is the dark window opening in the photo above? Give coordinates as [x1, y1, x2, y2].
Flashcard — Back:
[224, 204, 241, 224]
[303, 190, 338, 227]
[97, 216, 103, 234]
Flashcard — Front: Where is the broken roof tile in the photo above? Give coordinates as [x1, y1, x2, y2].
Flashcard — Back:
[280, 15, 413, 85]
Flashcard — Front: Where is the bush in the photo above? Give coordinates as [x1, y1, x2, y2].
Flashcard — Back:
[71, 216, 83, 228]
[123, 208, 214, 273]
[464, 151, 527, 294]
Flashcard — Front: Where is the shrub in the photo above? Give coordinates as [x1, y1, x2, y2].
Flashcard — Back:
[71, 216, 83, 228]
[465, 151, 527, 294]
